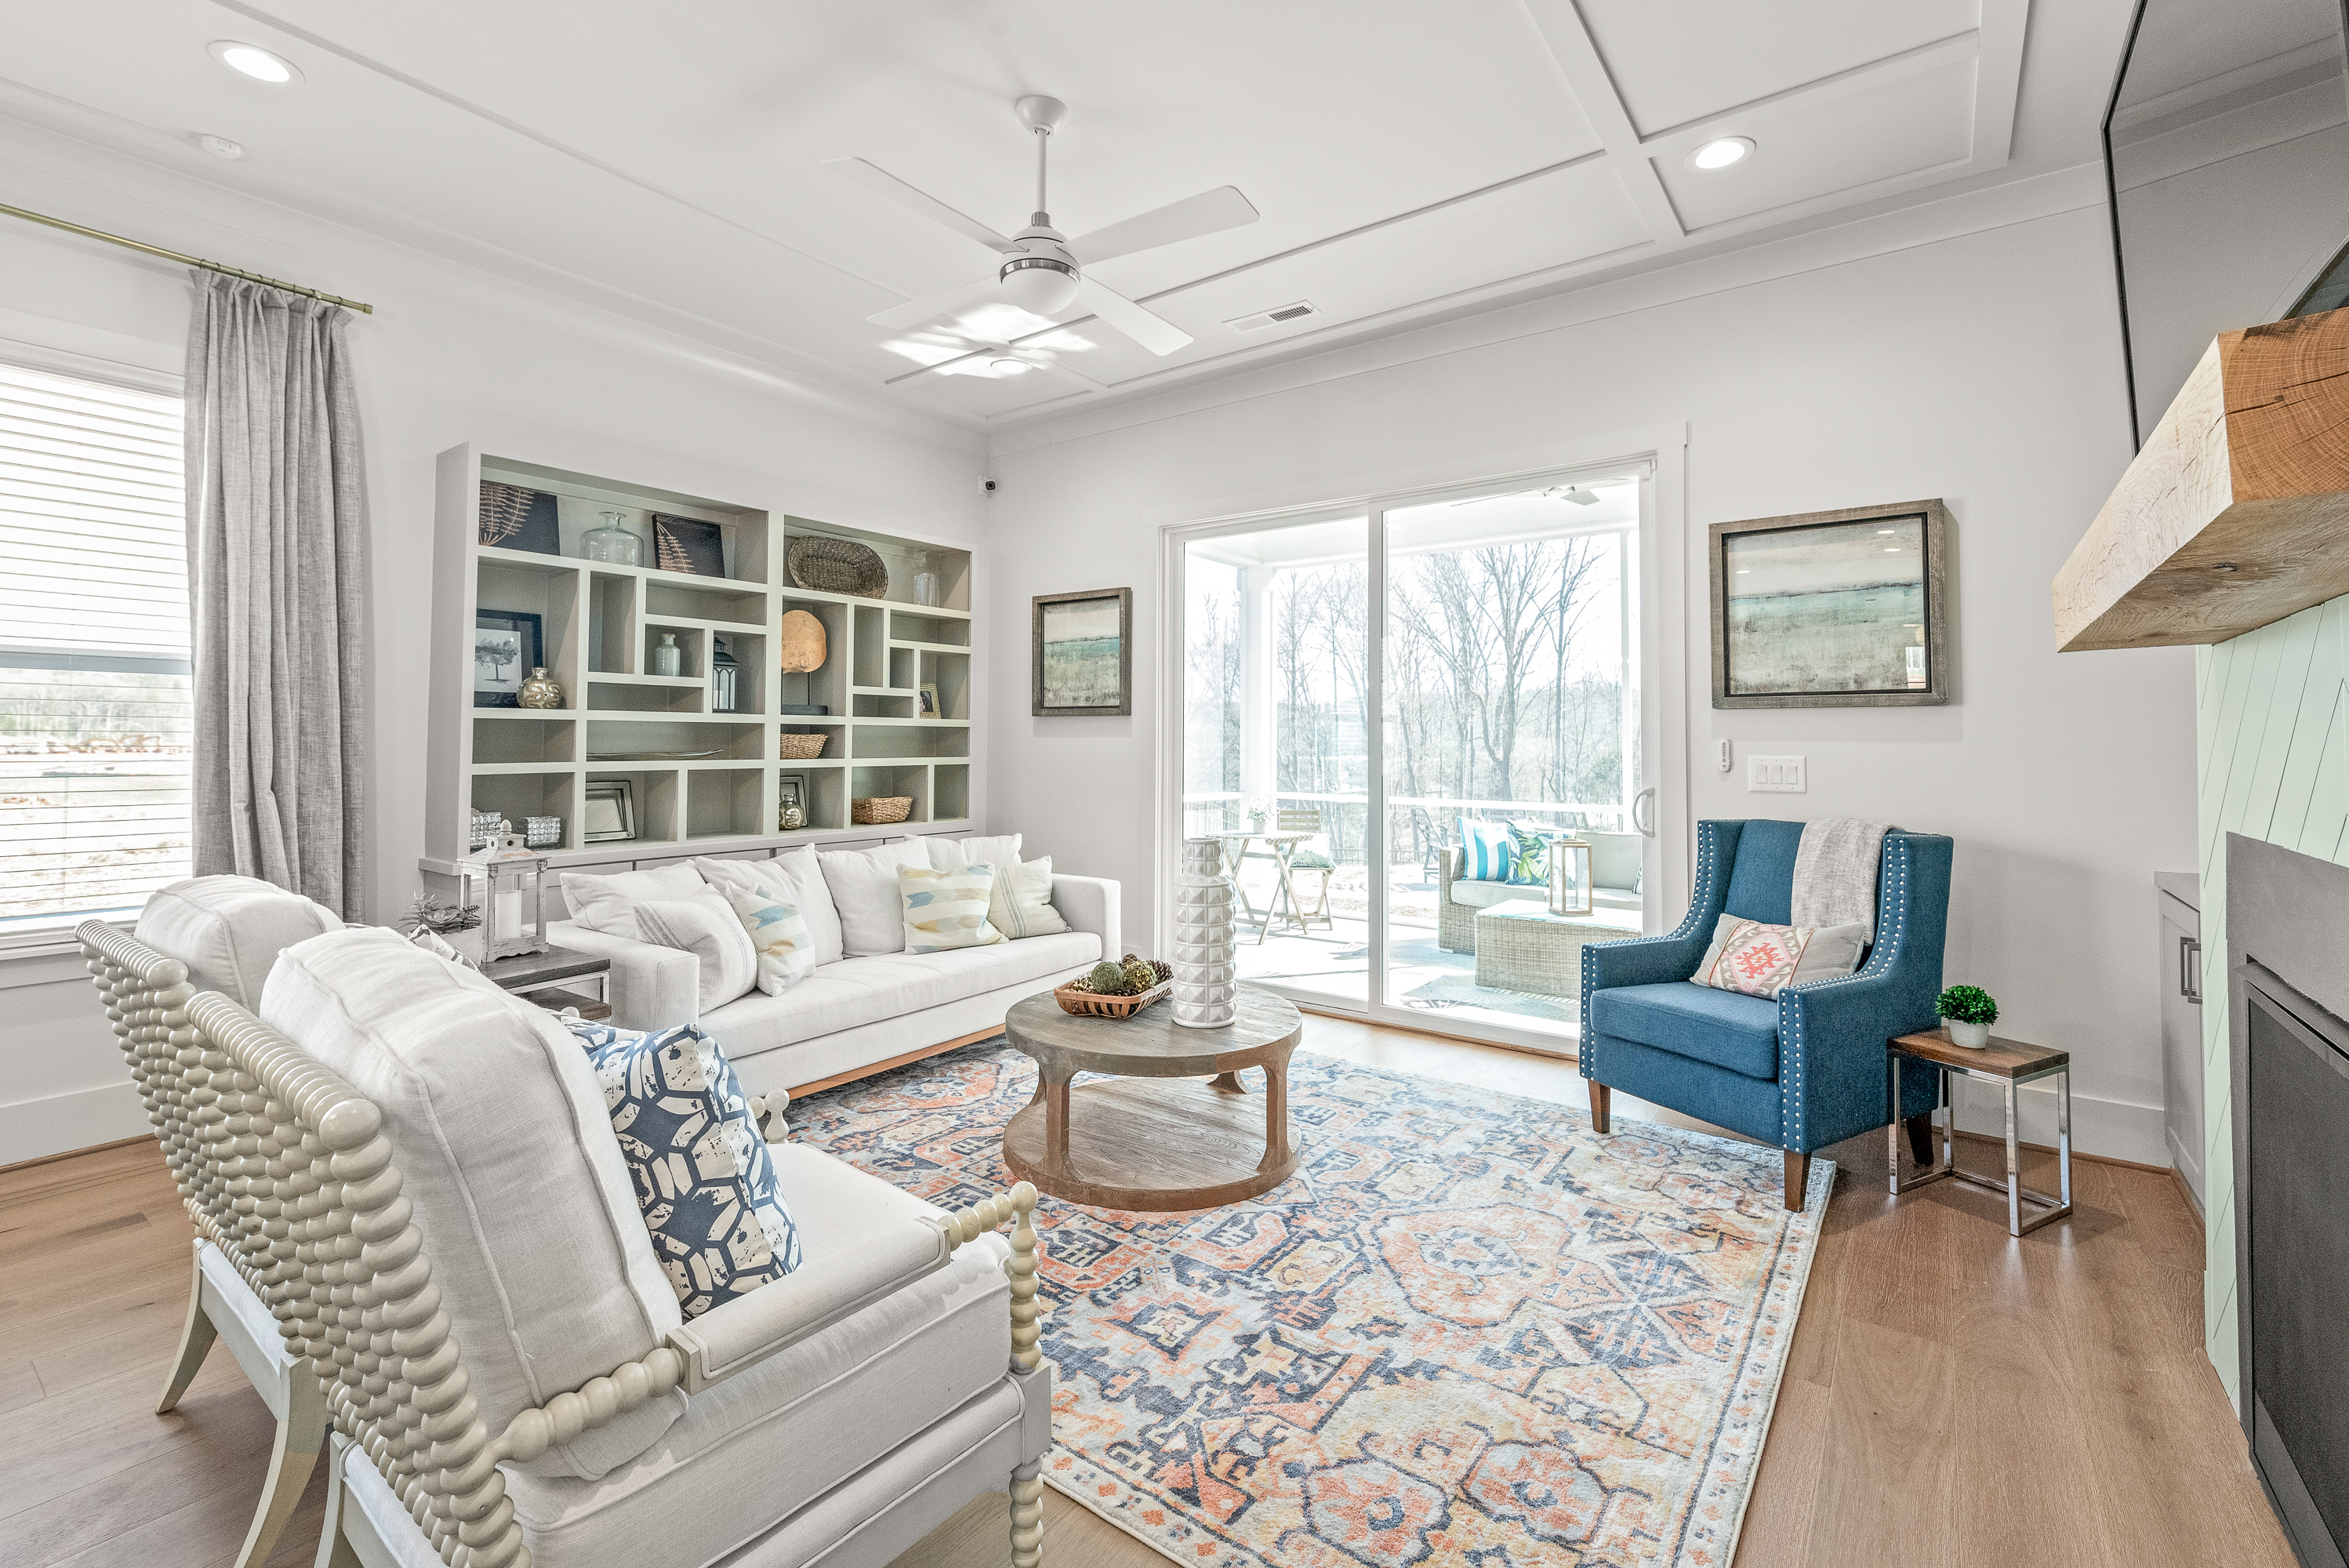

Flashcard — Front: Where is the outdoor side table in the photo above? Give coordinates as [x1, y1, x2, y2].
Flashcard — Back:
[1887, 1028, 2073, 1237]
[1473, 900, 1643, 998]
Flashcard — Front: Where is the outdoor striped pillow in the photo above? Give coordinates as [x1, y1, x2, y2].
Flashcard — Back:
[1458, 817, 1515, 882]
[899, 863, 1004, 952]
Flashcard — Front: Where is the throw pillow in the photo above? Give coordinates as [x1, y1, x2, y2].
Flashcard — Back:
[926, 833, 1022, 873]
[558, 862, 705, 941]
[1458, 817, 1514, 882]
[694, 847, 842, 967]
[566, 1019, 800, 1317]
[1692, 914, 1870, 1000]
[717, 881, 815, 994]
[900, 863, 1004, 952]
[819, 839, 932, 956]
[634, 891, 761, 1012]
[1505, 821, 1552, 886]
[989, 855, 1069, 940]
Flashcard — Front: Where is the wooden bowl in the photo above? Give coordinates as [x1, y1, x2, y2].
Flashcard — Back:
[1053, 980, 1172, 1018]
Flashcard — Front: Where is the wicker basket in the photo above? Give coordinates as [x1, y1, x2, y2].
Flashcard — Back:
[778, 732, 829, 759]
[1053, 980, 1171, 1018]
[851, 795, 913, 826]
[787, 535, 889, 598]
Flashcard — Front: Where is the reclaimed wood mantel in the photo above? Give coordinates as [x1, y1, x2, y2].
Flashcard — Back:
[2053, 304, 2349, 652]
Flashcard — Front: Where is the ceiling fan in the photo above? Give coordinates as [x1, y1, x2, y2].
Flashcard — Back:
[830, 95, 1258, 374]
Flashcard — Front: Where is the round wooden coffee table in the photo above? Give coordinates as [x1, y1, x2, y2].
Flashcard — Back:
[1001, 985, 1303, 1211]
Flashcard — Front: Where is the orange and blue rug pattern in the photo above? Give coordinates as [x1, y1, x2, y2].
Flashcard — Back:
[793, 1043, 1829, 1568]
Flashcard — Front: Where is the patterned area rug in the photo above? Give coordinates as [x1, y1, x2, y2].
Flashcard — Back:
[790, 1041, 1828, 1568]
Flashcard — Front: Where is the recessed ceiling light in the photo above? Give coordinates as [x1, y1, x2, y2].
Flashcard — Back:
[209, 41, 300, 84]
[198, 134, 245, 160]
[990, 357, 1029, 376]
[1687, 136, 1754, 171]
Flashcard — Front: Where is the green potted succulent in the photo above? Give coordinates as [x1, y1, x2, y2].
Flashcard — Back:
[1937, 984, 1997, 1049]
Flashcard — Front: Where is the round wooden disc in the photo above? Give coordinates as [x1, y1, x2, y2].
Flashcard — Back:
[778, 609, 827, 672]
[1002, 1079, 1299, 1211]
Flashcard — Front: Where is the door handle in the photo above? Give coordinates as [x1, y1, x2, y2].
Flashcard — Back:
[1632, 786, 1656, 837]
[2180, 935, 2202, 1004]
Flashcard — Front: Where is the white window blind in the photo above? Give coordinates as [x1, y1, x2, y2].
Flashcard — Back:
[0, 358, 191, 938]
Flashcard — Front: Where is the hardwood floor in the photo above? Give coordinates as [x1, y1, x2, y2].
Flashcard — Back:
[0, 1020, 2290, 1568]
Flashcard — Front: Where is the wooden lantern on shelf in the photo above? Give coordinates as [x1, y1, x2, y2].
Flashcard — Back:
[1548, 835, 1593, 918]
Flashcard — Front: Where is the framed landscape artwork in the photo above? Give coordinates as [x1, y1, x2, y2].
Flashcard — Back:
[1709, 499, 1951, 708]
[473, 609, 543, 708]
[1033, 587, 1133, 716]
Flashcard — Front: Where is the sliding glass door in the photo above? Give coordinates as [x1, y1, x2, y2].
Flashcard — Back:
[1174, 470, 1652, 1050]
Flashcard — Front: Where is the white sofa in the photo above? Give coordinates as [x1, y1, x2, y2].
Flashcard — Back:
[546, 837, 1120, 1102]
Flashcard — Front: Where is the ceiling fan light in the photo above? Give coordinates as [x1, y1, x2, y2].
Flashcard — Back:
[1000, 256, 1080, 315]
[990, 357, 1030, 375]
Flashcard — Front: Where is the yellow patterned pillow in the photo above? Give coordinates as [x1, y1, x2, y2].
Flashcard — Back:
[899, 864, 1004, 953]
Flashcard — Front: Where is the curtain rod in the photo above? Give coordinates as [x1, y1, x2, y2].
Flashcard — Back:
[0, 201, 375, 315]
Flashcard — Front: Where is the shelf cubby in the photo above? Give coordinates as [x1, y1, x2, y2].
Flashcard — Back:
[643, 578, 766, 626]
[586, 573, 637, 675]
[586, 718, 768, 764]
[686, 767, 769, 840]
[474, 715, 575, 765]
[921, 651, 968, 720]
[932, 764, 970, 822]
[851, 764, 930, 824]
[852, 689, 915, 719]
[642, 622, 706, 681]
[586, 677, 703, 714]
[585, 768, 681, 845]
[470, 771, 578, 850]
[854, 723, 968, 760]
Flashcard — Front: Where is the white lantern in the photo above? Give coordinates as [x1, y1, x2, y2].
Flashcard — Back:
[1548, 836, 1593, 918]
[480, 835, 550, 961]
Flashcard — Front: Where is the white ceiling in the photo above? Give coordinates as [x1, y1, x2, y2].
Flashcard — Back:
[1, 0, 2108, 434]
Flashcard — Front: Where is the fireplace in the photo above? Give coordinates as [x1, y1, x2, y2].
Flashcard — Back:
[2229, 834, 2349, 1568]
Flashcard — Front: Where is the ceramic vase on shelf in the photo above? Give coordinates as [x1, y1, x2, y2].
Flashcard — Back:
[1171, 836, 1237, 1029]
[651, 633, 682, 677]
[517, 667, 563, 709]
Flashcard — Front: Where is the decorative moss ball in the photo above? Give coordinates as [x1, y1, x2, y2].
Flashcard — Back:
[1123, 959, 1158, 994]
[1088, 960, 1128, 995]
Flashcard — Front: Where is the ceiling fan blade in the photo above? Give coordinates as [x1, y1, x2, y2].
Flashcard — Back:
[1020, 355, 1110, 394]
[882, 347, 987, 387]
[825, 157, 1018, 254]
[1067, 186, 1260, 267]
[1076, 277, 1192, 356]
[866, 277, 1004, 331]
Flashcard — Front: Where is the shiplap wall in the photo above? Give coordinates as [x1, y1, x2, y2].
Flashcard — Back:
[2195, 597, 2349, 1404]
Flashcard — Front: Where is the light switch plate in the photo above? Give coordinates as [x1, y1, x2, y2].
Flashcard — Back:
[1748, 755, 1806, 793]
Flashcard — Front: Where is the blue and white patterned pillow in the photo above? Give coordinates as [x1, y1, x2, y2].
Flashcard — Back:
[565, 1019, 801, 1316]
[1458, 817, 1515, 882]
[1505, 820, 1553, 886]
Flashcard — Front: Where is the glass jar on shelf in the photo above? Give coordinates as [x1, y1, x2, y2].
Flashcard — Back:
[911, 553, 941, 608]
[583, 510, 641, 566]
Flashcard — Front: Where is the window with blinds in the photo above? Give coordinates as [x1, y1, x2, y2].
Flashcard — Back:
[0, 358, 191, 939]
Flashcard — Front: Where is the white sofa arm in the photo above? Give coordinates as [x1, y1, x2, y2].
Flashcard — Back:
[546, 920, 696, 1032]
[1050, 874, 1120, 958]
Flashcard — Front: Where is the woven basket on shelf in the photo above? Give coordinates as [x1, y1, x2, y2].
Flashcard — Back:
[787, 535, 889, 598]
[1052, 980, 1171, 1018]
[851, 795, 913, 826]
[778, 733, 828, 759]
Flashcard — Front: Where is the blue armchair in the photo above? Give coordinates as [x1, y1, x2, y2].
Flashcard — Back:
[1578, 819, 1952, 1210]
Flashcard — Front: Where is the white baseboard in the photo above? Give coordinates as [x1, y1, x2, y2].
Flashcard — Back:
[1949, 1077, 2169, 1168]
[0, 1081, 147, 1167]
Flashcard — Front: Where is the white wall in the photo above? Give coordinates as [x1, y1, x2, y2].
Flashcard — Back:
[0, 120, 986, 1165]
[984, 183, 2197, 1163]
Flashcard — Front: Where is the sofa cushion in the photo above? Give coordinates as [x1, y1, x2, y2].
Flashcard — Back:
[1690, 914, 1868, 1000]
[136, 875, 341, 1007]
[559, 862, 705, 942]
[702, 931, 1102, 1059]
[927, 833, 1021, 873]
[989, 855, 1069, 940]
[502, 1144, 1010, 1568]
[636, 891, 760, 1011]
[819, 840, 932, 956]
[1585, 981, 1781, 1081]
[1447, 877, 1524, 911]
[715, 881, 816, 994]
[566, 1020, 801, 1316]
[1458, 818, 1513, 882]
[900, 863, 1003, 953]
[694, 848, 842, 968]
[259, 927, 685, 1479]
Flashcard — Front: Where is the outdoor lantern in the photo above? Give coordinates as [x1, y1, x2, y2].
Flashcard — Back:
[1548, 835, 1593, 918]
[481, 837, 551, 961]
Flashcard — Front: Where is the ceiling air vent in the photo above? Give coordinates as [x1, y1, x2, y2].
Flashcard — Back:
[1225, 301, 1318, 334]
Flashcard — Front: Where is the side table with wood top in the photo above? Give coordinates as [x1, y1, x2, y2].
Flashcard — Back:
[1888, 1028, 2073, 1236]
[481, 945, 614, 1022]
[1001, 985, 1303, 1211]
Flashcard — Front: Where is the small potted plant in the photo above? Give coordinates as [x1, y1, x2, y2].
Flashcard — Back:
[1937, 984, 1997, 1049]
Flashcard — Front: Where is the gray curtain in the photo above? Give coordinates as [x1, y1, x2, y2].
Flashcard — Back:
[184, 273, 370, 920]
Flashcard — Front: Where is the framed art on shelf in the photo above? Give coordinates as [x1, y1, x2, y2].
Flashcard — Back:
[1708, 499, 1951, 708]
[582, 779, 637, 843]
[477, 481, 560, 555]
[474, 609, 543, 708]
[652, 513, 727, 578]
[1033, 586, 1133, 717]
[918, 683, 940, 719]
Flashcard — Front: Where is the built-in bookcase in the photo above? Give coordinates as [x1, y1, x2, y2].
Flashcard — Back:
[424, 446, 974, 873]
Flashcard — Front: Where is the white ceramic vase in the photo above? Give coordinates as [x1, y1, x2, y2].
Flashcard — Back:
[1944, 1017, 1990, 1049]
[1172, 837, 1237, 1029]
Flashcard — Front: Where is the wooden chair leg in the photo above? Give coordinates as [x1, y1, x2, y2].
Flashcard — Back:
[1010, 1457, 1044, 1568]
[157, 1240, 219, 1414]
[1904, 1112, 1936, 1167]
[1588, 1080, 1611, 1134]
[1784, 1150, 1810, 1212]
[233, 1372, 327, 1568]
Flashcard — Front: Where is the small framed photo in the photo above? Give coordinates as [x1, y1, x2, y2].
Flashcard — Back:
[918, 683, 941, 719]
[652, 513, 727, 578]
[1033, 587, 1133, 717]
[779, 774, 806, 811]
[582, 779, 637, 843]
[474, 609, 543, 708]
[1709, 499, 1951, 708]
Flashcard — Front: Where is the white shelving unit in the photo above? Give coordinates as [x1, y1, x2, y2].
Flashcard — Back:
[424, 447, 975, 874]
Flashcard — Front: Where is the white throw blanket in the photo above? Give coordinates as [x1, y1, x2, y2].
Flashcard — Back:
[1790, 818, 1891, 942]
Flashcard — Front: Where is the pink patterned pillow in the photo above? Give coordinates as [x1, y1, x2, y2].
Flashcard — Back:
[1693, 914, 1868, 1000]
